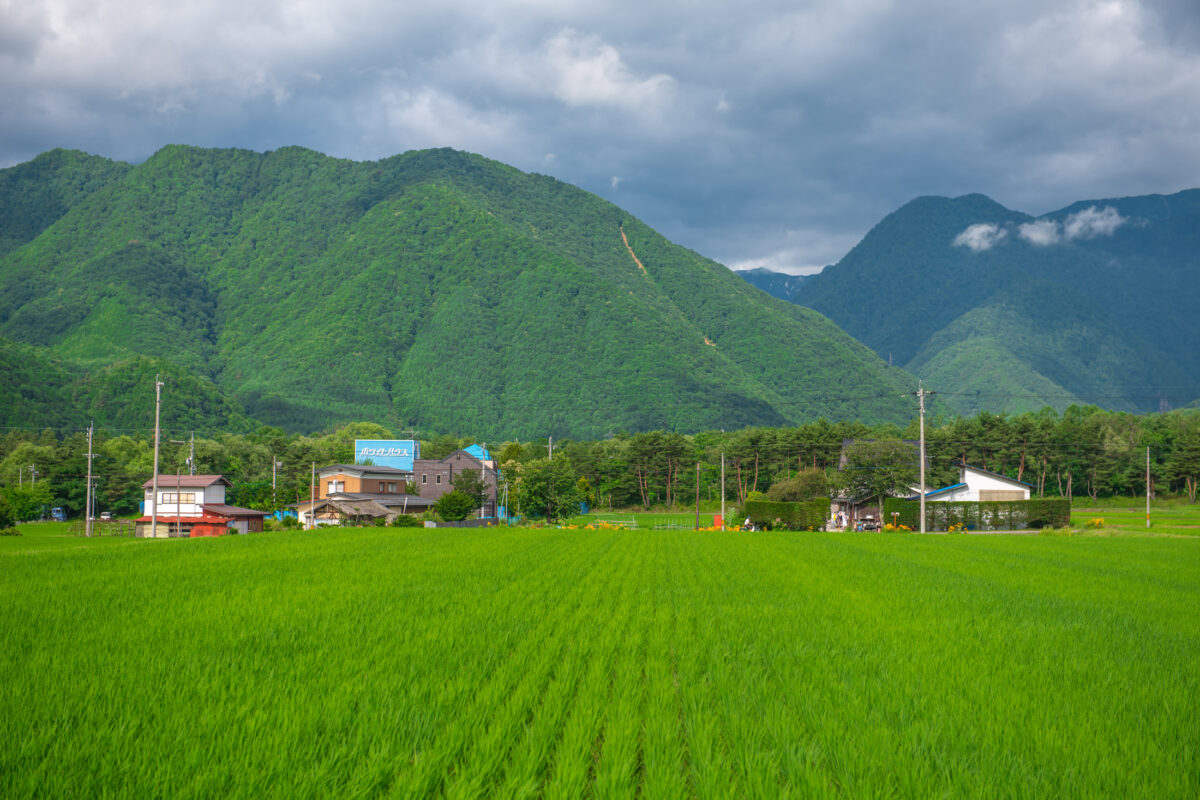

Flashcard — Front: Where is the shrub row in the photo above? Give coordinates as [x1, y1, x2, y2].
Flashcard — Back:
[744, 499, 831, 531]
[882, 498, 1071, 531]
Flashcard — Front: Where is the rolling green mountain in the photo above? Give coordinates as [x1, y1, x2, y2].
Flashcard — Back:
[0, 336, 251, 431]
[795, 191, 1200, 414]
[0, 149, 131, 257]
[0, 145, 914, 438]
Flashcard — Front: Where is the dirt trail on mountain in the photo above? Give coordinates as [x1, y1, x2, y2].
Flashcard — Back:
[620, 225, 715, 348]
[619, 226, 648, 276]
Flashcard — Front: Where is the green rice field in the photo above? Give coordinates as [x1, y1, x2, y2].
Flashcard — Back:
[1071, 503, 1200, 536]
[2, 525, 1198, 797]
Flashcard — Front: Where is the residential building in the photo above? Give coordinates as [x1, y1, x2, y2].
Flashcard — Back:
[316, 464, 413, 498]
[916, 464, 1032, 502]
[412, 446, 499, 518]
[136, 475, 268, 538]
[296, 492, 434, 527]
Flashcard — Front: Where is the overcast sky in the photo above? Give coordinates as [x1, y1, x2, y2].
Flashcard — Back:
[3, 0, 1199, 274]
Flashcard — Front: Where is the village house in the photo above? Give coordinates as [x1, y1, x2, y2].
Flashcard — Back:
[294, 463, 431, 527]
[315, 464, 413, 497]
[412, 445, 499, 518]
[136, 475, 269, 538]
[915, 463, 1032, 502]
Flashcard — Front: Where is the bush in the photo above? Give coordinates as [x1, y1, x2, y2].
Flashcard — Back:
[389, 514, 422, 528]
[883, 498, 1072, 531]
[0, 497, 13, 530]
[435, 490, 478, 521]
[744, 499, 830, 531]
[0, 527, 21, 537]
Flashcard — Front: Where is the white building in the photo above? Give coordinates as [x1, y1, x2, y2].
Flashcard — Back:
[137, 475, 267, 538]
[920, 464, 1031, 502]
[143, 475, 230, 516]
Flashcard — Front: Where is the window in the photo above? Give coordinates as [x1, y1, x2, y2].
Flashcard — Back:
[328, 480, 345, 493]
[421, 474, 427, 484]
[435, 474, 442, 484]
[387, 482, 397, 493]
[160, 493, 196, 504]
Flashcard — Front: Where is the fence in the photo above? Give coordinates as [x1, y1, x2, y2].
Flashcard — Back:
[882, 498, 1071, 531]
[425, 518, 503, 529]
[70, 520, 137, 537]
[593, 516, 639, 529]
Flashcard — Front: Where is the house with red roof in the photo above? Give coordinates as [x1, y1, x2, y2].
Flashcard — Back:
[136, 475, 269, 538]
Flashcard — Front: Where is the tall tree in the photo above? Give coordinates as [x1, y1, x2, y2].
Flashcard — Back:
[837, 440, 919, 523]
[519, 458, 584, 521]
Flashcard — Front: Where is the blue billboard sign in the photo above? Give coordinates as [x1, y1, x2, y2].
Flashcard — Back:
[354, 439, 419, 471]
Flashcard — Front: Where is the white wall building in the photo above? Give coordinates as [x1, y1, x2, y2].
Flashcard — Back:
[921, 464, 1031, 502]
[142, 475, 230, 517]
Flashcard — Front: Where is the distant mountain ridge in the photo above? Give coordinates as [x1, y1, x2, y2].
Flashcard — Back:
[792, 189, 1200, 413]
[734, 267, 812, 302]
[0, 145, 915, 437]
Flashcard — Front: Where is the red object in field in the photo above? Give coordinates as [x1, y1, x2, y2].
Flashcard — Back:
[714, 514, 723, 528]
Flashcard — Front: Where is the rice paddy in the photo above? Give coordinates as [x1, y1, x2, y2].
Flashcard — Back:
[2, 525, 1198, 797]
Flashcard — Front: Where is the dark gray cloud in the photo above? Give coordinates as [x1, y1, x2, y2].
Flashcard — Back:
[2, 0, 1198, 274]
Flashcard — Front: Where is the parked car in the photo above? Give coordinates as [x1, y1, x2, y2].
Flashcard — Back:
[99, 512, 112, 521]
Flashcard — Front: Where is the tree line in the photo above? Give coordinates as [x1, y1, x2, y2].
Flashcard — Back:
[2, 405, 1199, 522]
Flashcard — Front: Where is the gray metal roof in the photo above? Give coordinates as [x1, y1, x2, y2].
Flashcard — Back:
[318, 464, 413, 476]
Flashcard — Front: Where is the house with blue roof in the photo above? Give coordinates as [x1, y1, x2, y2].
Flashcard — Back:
[914, 463, 1031, 502]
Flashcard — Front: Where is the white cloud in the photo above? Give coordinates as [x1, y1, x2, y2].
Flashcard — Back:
[1017, 204, 1128, 245]
[371, 87, 518, 154]
[545, 29, 675, 112]
[1018, 219, 1061, 245]
[954, 223, 1008, 252]
[721, 225, 864, 275]
[610, 175, 622, 190]
[1063, 205, 1127, 239]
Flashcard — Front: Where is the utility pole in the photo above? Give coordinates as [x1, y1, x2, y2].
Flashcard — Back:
[188, 431, 195, 475]
[918, 382, 928, 535]
[1146, 446, 1151, 529]
[151, 374, 164, 539]
[720, 452, 726, 529]
[695, 461, 700, 531]
[272, 455, 280, 509]
[85, 422, 94, 537]
[169, 435, 192, 477]
[548, 436, 553, 461]
[309, 461, 316, 530]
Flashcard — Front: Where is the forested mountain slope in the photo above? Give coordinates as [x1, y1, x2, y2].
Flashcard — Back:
[0, 146, 914, 438]
[0, 149, 130, 257]
[795, 190, 1200, 414]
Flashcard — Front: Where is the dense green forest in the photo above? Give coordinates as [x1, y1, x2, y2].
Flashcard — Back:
[3, 406, 1197, 522]
[792, 191, 1200, 414]
[0, 145, 913, 439]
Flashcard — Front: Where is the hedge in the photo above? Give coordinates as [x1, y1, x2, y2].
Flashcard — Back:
[744, 498, 831, 531]
[882, 498, 1071, 531]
